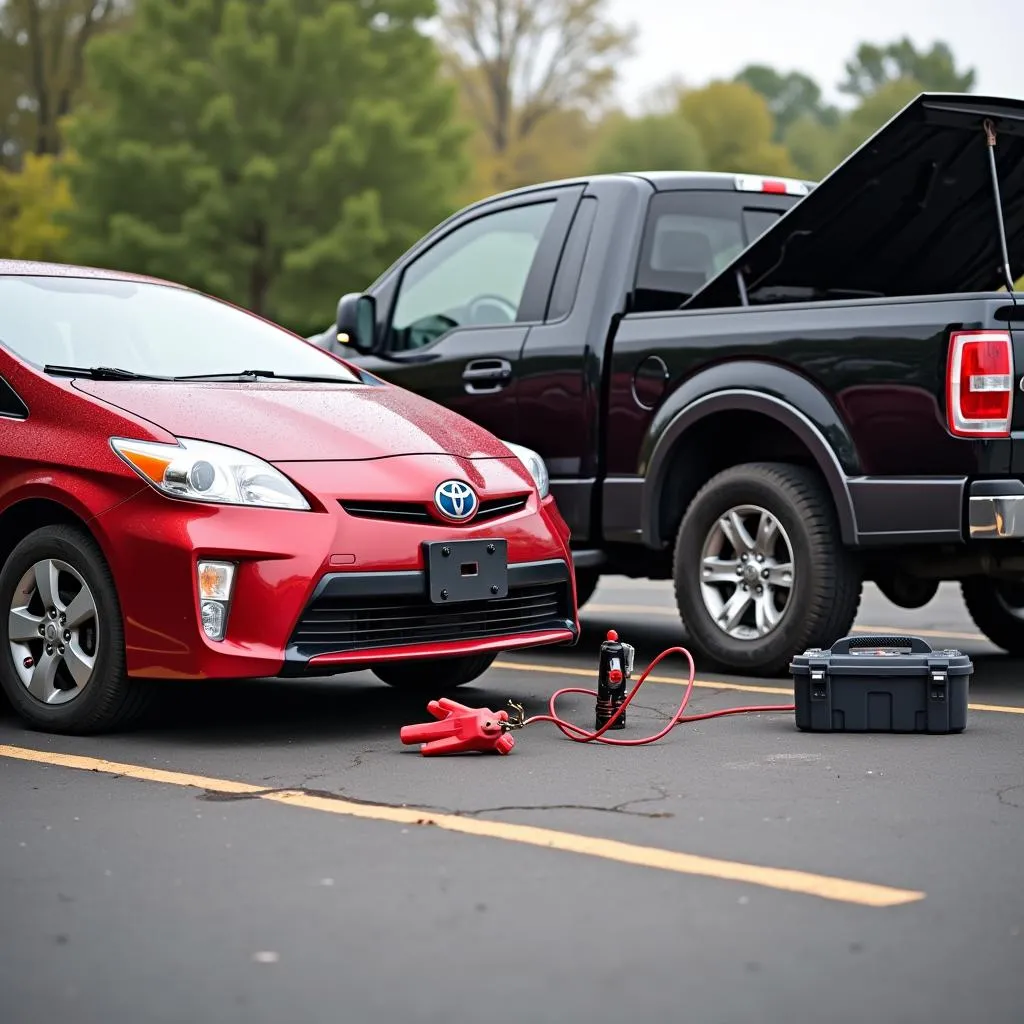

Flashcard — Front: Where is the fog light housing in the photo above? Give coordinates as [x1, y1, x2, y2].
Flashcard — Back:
[197, 561, 236, 641]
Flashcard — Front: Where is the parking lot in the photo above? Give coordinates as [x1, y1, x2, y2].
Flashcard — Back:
[2, 577, 1023, 1024]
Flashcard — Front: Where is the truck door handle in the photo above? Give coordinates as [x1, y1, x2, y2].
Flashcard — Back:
[462, 359, 512, 394]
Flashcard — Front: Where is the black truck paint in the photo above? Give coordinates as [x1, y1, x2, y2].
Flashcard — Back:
[311, 93, 1024, 675]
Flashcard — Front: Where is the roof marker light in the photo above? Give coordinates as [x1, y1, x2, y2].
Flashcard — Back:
[734, 174, 810, 196]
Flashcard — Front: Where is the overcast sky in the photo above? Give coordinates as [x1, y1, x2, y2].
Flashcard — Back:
[605, 0, 1023, 111]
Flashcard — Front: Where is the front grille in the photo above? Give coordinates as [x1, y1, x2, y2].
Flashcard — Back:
[339, 495, 529, 525]
[288, 581, 572, 658]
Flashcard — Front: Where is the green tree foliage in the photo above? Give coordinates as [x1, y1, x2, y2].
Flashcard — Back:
[833, 77, 926, 163]
[679, 80, 797, 177]
[0, 152, 73, 259]
[839, 37, 975, 99]
[0, 0, 130, 168]
[60, 0, 467, 334]
[440, 0, 635, 194]
[589, 111, 706, 174]
[734, 64, 839, 138]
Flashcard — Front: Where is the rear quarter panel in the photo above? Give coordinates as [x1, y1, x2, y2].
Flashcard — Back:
[609, 293, 1016, 478]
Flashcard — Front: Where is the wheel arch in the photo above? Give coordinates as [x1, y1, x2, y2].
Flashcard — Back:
[0, 498, 99, 570]
[642, 390, 859, 549]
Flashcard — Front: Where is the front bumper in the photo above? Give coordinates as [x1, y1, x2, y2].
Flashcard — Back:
[968, 480, 1024, 539]
[90, 454, 578, 679]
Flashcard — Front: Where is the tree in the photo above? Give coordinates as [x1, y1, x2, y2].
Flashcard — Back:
[0, 0, 131, 168]
[735, 64, 838, 138]
[782, 114, 840, 180]
[60, 0, 468, 335]
[589, 111, 706, 175]
[0, 152, 73, 259]
[839, 38, 974, 99]
[679, 81, 798, 177]
[832, 77, 924, 163]
[439, 0, 635, 191]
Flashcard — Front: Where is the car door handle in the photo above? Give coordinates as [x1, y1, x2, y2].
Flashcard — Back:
[462, 359, 512, 393]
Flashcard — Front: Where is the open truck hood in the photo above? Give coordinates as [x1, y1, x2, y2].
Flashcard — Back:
[685, 93, 1024, 309]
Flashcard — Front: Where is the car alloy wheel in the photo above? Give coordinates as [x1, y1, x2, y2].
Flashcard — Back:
[7, 558, 100, 706]
[697, 503, 796, 641]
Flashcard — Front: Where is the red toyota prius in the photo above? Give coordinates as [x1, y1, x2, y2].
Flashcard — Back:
[0, 261, 579, 735]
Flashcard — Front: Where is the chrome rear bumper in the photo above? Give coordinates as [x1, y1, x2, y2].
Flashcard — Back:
[968, 480, 1024, 539]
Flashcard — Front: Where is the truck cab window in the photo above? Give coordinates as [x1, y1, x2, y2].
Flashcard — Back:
[633, 191, 785, 313]
[387, 201, 556, 352]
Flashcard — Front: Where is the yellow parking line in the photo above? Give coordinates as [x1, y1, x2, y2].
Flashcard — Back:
[493, 660, 1024, 715]
[0, 743, 923, 908]
[584, 603, 989, 644]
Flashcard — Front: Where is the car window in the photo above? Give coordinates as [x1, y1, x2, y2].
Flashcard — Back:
[388, 201, 556, 352]
[0, 276, 362, 381]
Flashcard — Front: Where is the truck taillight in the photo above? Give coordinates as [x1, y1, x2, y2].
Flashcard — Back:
[946, 330, 1014, 437]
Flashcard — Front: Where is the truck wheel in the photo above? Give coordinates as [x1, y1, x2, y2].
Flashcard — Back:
[0, 524, 156, 735]
[960, 578, 1024, 655]
[574, 568, 600, 610]
[673, 462, 862, 676]
[373, 652, 498, 691]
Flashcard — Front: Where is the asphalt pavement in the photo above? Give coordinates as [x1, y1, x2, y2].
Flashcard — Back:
[2, 580, 1023, 1024]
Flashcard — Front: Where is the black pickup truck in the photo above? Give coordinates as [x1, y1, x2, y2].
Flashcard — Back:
[309, 93, 1024, 676]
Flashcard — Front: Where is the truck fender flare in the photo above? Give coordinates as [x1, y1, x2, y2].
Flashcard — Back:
[641, 388, 859, 547]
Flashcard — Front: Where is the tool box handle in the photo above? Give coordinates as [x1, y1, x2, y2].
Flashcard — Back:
[829, 634, 933, 655]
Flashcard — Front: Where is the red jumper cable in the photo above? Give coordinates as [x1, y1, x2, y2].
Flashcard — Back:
[400, 630, 796, 755]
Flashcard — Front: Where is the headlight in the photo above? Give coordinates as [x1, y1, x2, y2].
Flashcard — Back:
[504, 442, 549, 500]
[110, 437, 310, 510]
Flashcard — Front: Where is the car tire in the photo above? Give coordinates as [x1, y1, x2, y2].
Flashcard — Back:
[960, 578, 1024, 655]
[372, 651, 499, 691]
[0, 524, 156, 735]
[673, 462, 862, 677]
[573, 568, 600, 610]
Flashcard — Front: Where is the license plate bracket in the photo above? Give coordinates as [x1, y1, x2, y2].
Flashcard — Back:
[425, 539, 508, 604]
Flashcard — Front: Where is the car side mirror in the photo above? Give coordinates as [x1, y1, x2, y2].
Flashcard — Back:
[335, 293, 377, 354]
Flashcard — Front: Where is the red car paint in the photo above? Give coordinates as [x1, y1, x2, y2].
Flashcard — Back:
[0, 262, 578, 684]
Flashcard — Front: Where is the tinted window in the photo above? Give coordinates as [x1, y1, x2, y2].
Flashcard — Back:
[388, 201, 556, 352]
[743, 208, 784, 243]
[0, 376, 27, 418]
[634, 191, 796, 312]
[547, 197, 597, 321]
[0, 276, 362, 381]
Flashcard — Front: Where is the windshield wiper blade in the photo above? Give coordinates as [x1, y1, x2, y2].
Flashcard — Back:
[43, 364, 170, 381]
[171, 369, 360, 384]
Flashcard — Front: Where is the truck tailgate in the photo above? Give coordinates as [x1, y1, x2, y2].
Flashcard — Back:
[1014, 327, 1024, 474]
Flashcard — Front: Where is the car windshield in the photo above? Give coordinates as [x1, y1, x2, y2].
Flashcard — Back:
[0, 274, 362, 382]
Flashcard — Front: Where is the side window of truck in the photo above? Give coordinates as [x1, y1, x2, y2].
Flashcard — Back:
[386, 200, 557, 352]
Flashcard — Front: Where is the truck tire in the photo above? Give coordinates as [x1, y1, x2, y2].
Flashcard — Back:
[672, 462, 862, 676]
[960, 578, 1024, 655]
[0, 524, 157, 735]
[373, 651, 498, 691]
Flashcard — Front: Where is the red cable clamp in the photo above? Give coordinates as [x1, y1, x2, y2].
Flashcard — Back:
[400, 697, 516, 756]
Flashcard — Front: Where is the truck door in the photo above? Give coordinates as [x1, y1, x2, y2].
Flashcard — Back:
[346, 186, 583, 443]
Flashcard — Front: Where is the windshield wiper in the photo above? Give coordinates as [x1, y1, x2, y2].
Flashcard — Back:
[43, 364, 170, 381]
[171, 369, 360, 384]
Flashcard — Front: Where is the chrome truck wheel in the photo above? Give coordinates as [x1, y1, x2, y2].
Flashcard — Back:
[673, 462, 862, 677]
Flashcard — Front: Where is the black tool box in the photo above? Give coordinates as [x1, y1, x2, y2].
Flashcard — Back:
[790, 635, 972, 734]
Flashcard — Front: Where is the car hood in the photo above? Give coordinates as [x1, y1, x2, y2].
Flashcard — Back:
[71, 379, 513, 461]
[685, 93, 1024, 308]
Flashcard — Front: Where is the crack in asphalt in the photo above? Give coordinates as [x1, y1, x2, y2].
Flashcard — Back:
[995, 784, 1024, 809]
[195, 783, 675, 819]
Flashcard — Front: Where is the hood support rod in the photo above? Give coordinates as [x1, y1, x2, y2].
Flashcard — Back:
[983, 118, 1016, 295]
